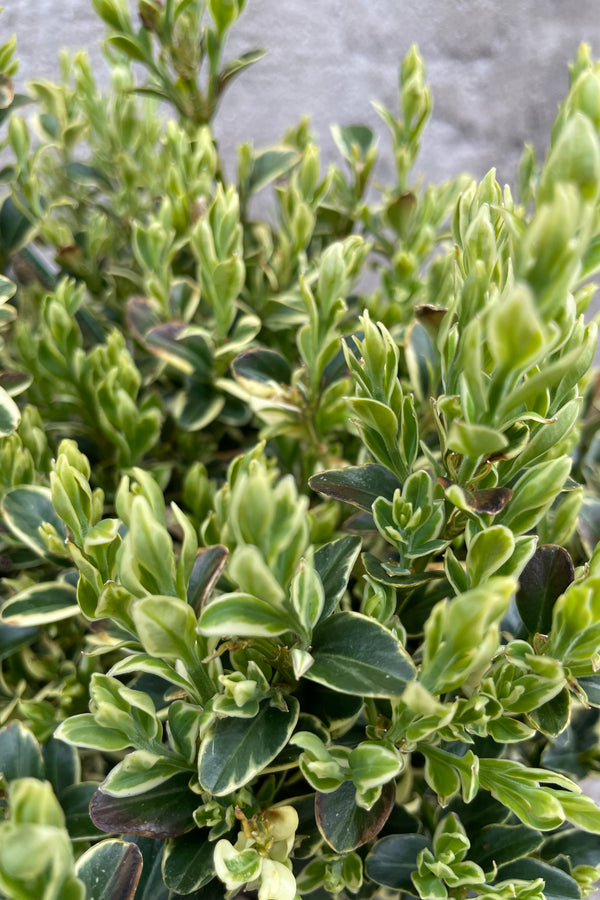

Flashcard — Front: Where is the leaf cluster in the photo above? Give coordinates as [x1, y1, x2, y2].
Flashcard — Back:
[1, 4, 600, 900]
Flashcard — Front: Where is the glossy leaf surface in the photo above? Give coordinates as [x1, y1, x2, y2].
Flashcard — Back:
[90, 772, 198, 838]
[305, 612, 415, 697]
[315, 779, 395, 852]
[198, 697, 299, 795]
[308, 465, 401, 511]
[516, 544, 574, 635]
[75, 840, 142, 900]
[366, 834, 433, 890]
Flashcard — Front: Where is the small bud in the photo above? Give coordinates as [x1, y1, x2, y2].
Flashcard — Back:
[8, 115, 29, 164]
[540, 112, 600, 202]
[571, 68, 600, 129]
[138, 0, 162, 31]
[299, 144, 320, 200]
[92, 0, 131, 31]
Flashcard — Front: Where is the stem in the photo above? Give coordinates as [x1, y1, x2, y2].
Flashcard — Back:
[184, 649, 217, 706]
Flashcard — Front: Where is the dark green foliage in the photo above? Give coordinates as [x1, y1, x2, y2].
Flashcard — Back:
[1, 4, 600, 900]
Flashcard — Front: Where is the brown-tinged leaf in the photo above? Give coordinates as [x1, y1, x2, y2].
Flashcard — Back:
[414, 303, 447, 335]
[0, 370, 32, 396]
[126, 296, 161, 341]
[315, 778, 395, 852]
[76, 840, 142, 900]
[438, 477, 513, 514]
[90, 771, 197, 838]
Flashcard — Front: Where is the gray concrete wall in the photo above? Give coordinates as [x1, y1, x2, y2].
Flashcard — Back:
[5, 1, 600, 190]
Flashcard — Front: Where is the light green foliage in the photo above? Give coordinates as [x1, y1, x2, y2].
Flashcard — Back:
[412, 813, 486, 899]
[1, 5, 600, 899]
[0, 778, 85, 900]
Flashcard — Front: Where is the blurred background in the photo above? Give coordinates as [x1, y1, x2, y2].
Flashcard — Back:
[5, 0, 600, 191]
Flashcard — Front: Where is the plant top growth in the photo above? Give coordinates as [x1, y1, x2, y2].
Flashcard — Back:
[1, 2, 600, 899]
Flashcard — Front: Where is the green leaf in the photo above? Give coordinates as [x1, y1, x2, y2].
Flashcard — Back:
[419, 577, 514, 694]
[232, 348, 292, 396]
[556, 790, 600, 833]
[90, 771, 198, 838]
[144, 323, 212, 377]
[544, 576, 600, 674]
[579, 496, 600, 557]
[61, 783, 105, 841]
[502, 398, 581, 481]
[0, 195, 34, 253]
[0, 623, 39, 661]
[528, 686, 571, 736]
[0, 274, 16, 301]
[208, 0, 237, 34]
[423, 750, 461, 805]
[108, 654, 193, 694]
[468, 824, 543, 874]
[1, 582, 79, 626]
[248, 147, 301, 195]
[466, 525, 515, 586]
[120, 837, 167, 900]
[63, 161, 113, 192]
[106, 34, 148, 62]
[198, 696, 299, 795]
[578, 673, 600, 707]
[315, 779, 395, 852]
[0, 722, 44, 782]
[75, 839, 142, 900]
[542, 827, 600, 868]
[168, 702, 201, 765]
[101, 752, 185, 798]
[132, 595, 197, 661]
[162, 831, 215, 893]
[290, 550, 324, 631]
[212, 257, 244, 307]
[309, 465, 402, 511]
[0, 370, 33, 397]
[220, 48, 267, 89]
[177, 381, 226, 431]
[362, 552, 441, 591]
[516, 544, 574, 636]
[314, 535, 362, 620]
[0, 384, 20, 436]
[118, 496, 177, 597]
[55, 714, 131, 753]
[478, 759, 570, 830]
[0, 817, 83, 900]
[498, 456, 572, 534]
[42, 739, 80, 801]
[405, 321, 438, 404]
[304, 611, 415, 697]
[496, 858, 580, 900]
[366, 834, 433, 890]
[198, 592, 291, 638]
[447, 420, 509, 457]
[487, 283, 546, 371]
[348, 398, 406, 478]
[1, 485, 67, 558]
[349, 741, 403, 794]
[228, 545, 286, 606]
[331, 123, 376, 160]
[187, 545, 229, 613]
